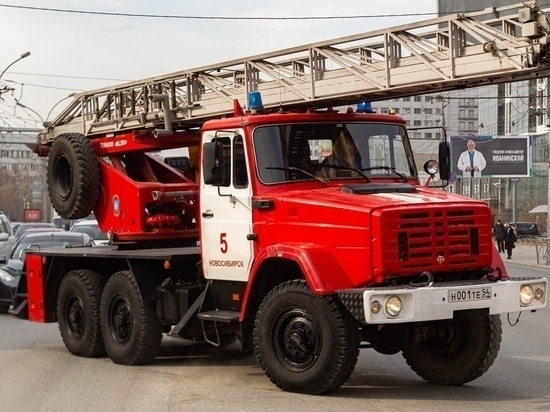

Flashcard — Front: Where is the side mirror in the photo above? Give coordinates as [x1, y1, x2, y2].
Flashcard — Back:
[0, 233, 9, 242]
[438, 141, 450, 181]
[203, 141, 225, 185]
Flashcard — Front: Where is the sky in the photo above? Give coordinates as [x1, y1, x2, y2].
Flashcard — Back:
[0, 0, 441, 129]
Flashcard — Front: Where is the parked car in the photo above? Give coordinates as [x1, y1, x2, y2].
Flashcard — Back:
[515, 222, 540, 237]
[70, 219, 109, 245]
[51, 216, 71, 230]
[10, 221, 22, 233]
[14, 222, 55, 239]
[0, 212, 16, 263]
[0, 231, 94, 313]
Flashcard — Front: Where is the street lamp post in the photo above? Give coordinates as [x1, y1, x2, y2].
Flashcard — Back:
[0, 51, 31, 80]
[16, 101, 44, 126]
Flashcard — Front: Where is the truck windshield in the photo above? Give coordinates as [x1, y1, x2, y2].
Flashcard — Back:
[254, 123, 417, 184]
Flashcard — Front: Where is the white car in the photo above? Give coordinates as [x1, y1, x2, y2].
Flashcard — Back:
[70, 219, 109, 245]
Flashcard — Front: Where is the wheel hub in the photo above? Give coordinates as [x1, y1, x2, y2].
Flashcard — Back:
[275, 310, 321, 371]
[65, 294, 85, 339]
[110, 297, 132, 345]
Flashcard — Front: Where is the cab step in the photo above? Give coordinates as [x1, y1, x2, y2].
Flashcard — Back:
[197, 310, 239, 323]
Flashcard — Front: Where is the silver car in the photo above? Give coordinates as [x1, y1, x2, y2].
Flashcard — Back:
[0, 212, 16, 264]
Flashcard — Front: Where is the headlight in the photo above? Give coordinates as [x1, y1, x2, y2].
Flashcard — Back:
[0, 271, 15, 282]
[520, 285, 534, 306]
[385, 295, 403, 317]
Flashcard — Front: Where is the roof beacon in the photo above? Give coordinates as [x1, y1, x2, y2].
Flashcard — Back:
[356, 101, 374, 113]
[248, 92, 264, 112]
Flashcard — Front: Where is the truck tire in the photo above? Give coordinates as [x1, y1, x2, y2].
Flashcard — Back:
[402, 309, 502, 385]
[253, 280, 360, 395]
[57, 270, 106, 357]
[100, 271, 162, 365]
[47, 133, 100, 219]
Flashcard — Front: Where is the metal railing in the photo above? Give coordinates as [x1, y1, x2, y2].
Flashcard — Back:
[519, 237, 550, 265]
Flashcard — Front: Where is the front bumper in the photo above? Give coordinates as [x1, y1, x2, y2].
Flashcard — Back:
[338, 277, 547, 324]
[0, 283, 15, 306]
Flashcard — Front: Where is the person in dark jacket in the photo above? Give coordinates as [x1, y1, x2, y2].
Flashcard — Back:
[493, 220, 506, 253]
[504, 223, 517, 259]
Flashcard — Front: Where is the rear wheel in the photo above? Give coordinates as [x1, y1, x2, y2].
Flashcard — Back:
[253, 280, 360, 395]
[47, 133, 100, 219]
[101, 271, 162, 365]
[57, 270, 106, 357]
[402, 309, 502, 385]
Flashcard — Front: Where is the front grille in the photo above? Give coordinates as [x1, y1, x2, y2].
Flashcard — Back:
[375, 205, 492, 275]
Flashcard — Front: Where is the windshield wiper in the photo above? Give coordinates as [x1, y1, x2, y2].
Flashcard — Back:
[266, 167, 329, 184]
[361, 166, 408, 182]
[316, 164, 371, 183]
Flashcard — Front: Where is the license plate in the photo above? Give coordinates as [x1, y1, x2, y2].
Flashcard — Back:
[448, 287, 492, 303]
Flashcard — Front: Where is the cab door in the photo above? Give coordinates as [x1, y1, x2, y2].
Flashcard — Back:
[199, 130, 254, 282]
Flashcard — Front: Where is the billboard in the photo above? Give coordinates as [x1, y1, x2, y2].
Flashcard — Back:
[450, 135, 531, 178]
[24, 209, 42, 222]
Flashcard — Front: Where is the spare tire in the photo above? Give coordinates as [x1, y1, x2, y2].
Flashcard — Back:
[47, 133, 100, 219]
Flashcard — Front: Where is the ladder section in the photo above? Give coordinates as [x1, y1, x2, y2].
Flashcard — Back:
[39, 2, 550, 143]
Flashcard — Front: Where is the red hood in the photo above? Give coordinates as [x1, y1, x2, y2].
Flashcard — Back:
[254, 181, 494, 286]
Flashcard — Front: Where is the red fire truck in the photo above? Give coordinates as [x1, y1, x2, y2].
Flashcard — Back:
[13, 3, 549, 394]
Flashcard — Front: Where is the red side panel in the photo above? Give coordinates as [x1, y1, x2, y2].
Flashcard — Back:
[26, 253, 46, 322]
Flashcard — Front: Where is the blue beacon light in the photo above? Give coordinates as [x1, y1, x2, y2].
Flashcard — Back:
[356, 101, 374, 113]
[248, 92, 264, 111]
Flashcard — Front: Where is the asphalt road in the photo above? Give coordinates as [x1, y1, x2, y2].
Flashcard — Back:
[0, 265, 549, 412]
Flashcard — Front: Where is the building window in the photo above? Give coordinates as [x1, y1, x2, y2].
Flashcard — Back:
[414, 108, 422, 114]
[425, 132, 433, 138]
[414, 96, 421, 102]
[414, 120, 422, 126]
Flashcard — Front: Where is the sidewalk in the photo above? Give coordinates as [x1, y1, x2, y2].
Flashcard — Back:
[499, 242, 550, 270]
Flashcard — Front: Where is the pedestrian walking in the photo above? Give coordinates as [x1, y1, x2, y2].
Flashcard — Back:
[493, 219, 505, 253]
[504, 223, 517, 259]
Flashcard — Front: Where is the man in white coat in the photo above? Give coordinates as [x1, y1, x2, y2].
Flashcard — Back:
[457, 139, 486, 178]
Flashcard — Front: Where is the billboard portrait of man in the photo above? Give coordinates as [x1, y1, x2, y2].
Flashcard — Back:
[450, 136, 531, 179]
[456, 139, 487, 178]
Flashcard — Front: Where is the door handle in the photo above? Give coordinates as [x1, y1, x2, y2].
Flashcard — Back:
[202, 211, 214, 218]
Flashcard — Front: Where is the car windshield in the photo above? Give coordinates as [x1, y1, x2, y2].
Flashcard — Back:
[253, 122, 417, 183]
[11, 235, 87, 259]
[14, 223, 54, 238]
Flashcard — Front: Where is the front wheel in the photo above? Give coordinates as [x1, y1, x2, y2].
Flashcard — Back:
[100, 271, 162, 365]
[253, 280, 360, 395]
[402, 309, 502, 385]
